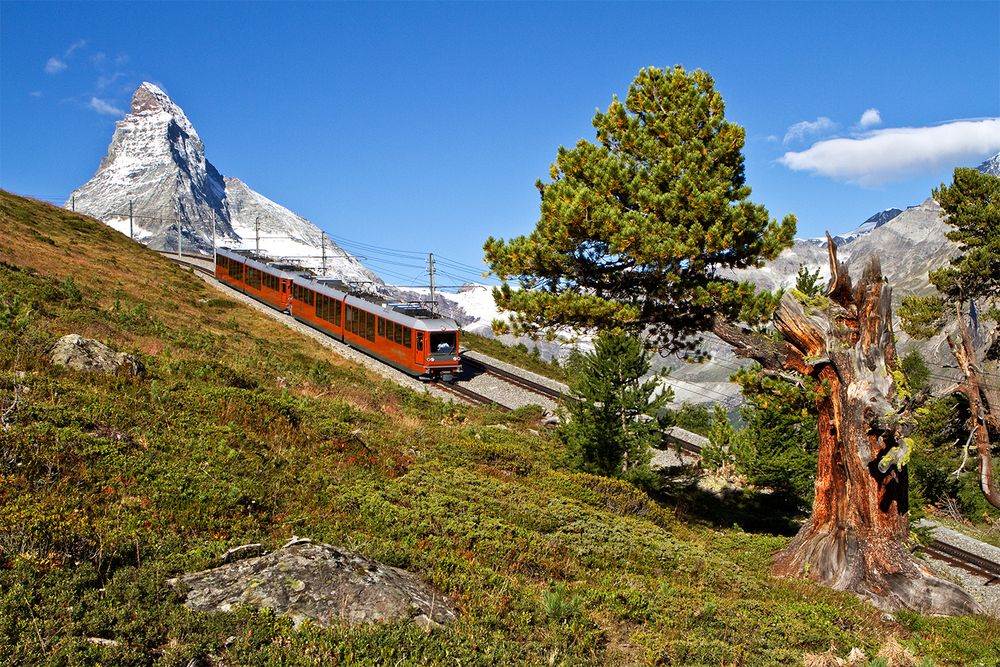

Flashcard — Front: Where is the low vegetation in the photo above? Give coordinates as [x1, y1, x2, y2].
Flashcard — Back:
[460, 330, 569, 383]
[1, 191, 998, 665]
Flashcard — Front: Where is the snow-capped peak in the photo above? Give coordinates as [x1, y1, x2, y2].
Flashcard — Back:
[976, 151, 1000, 176]
[67, 81, 381, 286]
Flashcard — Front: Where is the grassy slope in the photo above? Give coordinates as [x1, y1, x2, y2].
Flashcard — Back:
[0, 191, 997, 666]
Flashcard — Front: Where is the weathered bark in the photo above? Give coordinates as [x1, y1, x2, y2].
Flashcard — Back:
[713, 236, 981, 615]
[946, 302, 1000, 509]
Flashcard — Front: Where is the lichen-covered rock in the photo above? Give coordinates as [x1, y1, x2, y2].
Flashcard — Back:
[48, 334, 145, 377]
[169, 540, 457, 628]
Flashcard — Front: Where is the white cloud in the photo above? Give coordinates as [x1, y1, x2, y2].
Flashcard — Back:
[96, 71, 127, 91]
[29, 90, 42, 97]
[779, 118, 1000, 186]
[44, 57, 66, 74]
[64, 39, 86, 57]
[783, 117, 836, 145]
[858, 108, 881, 128]
[44, 40, 87, 74]
[89, 96, 123, 115]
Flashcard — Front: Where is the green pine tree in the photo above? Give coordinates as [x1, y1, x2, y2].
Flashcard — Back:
[560, 330, 672, 477]
[485, 66, 795, 357]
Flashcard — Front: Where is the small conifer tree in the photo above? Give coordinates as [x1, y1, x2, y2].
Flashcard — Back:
[793, 264, 822, 298]
[560, 331, 672, 477]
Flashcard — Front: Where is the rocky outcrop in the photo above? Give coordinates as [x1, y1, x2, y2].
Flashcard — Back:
[170, 539, 457, 629]
[48, 334, 144, 377]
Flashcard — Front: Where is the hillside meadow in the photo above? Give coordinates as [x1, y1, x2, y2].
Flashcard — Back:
[0, 191, 997, 665]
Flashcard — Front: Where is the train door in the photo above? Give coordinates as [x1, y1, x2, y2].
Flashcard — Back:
[280, 278, 291, 311]
[415, 332, 425, 368]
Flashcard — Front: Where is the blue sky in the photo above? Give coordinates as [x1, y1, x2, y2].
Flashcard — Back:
[2, 1, 998, 287]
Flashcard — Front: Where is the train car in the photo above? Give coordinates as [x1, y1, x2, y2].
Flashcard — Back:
[215, 247, 246, 290]
[215, 249, 462, 381]
[289, 275, 461, 381]
[289, 275, 347, 340]
[215, 248, 296, 312]
[345, 296, 461, 381]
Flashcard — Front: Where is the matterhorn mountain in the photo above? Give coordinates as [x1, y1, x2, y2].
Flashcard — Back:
[67, 82, 379, 286]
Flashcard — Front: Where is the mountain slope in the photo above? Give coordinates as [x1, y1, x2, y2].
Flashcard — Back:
[3, 190, 996, 664]
[831, 207, 904, 245]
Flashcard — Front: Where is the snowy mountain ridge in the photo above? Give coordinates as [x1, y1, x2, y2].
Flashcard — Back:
[68, 82, 379, 286]
[977, 151, 1000, 176]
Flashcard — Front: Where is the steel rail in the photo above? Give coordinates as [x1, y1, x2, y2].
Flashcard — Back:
[434, 381, 510, 410]
[922, 539, 1000, 585]
[461, 357, 566, 402]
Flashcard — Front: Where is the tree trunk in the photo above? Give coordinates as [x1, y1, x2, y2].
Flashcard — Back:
[714, 237, 981, 615]
[947, 302, 1000, 509]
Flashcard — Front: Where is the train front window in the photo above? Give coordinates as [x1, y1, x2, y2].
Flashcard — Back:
[430, 332, 456, 354]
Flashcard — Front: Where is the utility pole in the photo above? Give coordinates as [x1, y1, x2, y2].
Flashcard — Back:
[211, 217, 216, 266]
[71, 196, 75, 212]
[177, 221, 182, 259]
[428, 253, 436, 314]
[129, 200, 133, 240]
[255, 216, 260, 255]
[321, 232, 327, 275]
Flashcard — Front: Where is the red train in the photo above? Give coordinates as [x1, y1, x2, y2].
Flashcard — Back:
[215, 247, 462, 381]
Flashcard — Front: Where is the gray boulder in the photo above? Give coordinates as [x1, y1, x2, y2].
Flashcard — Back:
[170, 539, 458, 629]
[48, 334, 144, 377]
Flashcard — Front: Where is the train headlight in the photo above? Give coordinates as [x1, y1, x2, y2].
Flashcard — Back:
[452, 356, 459, 361]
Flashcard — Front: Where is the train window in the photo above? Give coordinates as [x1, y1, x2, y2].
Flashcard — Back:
[335, 300, 342, 324]
[394, 322, 402, 345]
[366, 311, 375, 341]
[416, 332, 423, 351]
[403, 327, 411, 347]
[377, 317, 385, 338]
[431, 332, 457, 354]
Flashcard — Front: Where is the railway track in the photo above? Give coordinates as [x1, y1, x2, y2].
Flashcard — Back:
[163, 252, 215, 276]
[461, 356, 566, 403]
[922, 539, 1000, 585]
[434, 380, 510, 410]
